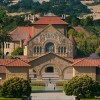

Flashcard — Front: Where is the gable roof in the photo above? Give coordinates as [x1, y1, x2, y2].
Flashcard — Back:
[0, 59, 14, 66]
[71, 58, 100, 67]
[33, 16, 68, 25]
[0, 59, 31, 67]
[10, 25, 47, 42]
[29, 52, 72, 63]
[28, 25, 71, 45]
[10, 27, 33, 41]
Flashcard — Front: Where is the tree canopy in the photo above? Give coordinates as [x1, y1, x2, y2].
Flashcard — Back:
[1, 77, 31, 98]
[64, 75, 100, 98]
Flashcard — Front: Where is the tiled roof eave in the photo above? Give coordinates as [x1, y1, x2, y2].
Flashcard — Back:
[72, 65, 100, 67]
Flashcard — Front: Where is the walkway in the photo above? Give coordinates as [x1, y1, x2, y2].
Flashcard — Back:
[45, 82, 55, 91]
[31, 92, 75, 100]
[31, 80, 75, 100]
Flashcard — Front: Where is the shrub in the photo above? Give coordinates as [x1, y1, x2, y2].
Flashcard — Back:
[11, 47, 23, 55]
[1, 77, 31, 98]
[31, 80, 45, 86]
[64, 75, 100, 98]
[95, 46, 100, 56]
[55, 80, 66, 86]
[0, 85, 2, 97]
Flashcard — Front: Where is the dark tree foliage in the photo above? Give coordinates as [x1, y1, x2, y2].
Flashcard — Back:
[0, 85, 2, 97]
[1, 77, 31, 98]
[5, 0, 91, 16]
[64, 75, 100, 98]
[0, 9, 32, 31]
[95, 46, 100, 56]
[64, 16, 80, 26]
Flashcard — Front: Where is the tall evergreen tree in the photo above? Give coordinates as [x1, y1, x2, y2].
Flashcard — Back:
[0, 26, 11, 59]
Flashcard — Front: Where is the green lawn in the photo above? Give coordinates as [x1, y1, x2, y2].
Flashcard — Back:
[56, 86, 64, 90]
[81, 98, 100, 100]
[32, 86, 45, 90]
[0, 98, 22, 100]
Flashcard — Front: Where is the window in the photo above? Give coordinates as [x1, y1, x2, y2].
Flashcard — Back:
[58, 46, 66, 53]
[64, 47, 66, 53]
[61, 47, 63, 53]
[45, 66, 54, 73]
[6, 43, 10, 48]
[40, 47, 42, 53]
[37, 47, 39, 53]
[45, 42, 54, 53]
[58, 47, 60, 53]
[34, 46, 36, 53]
[34, 46, 42, 53]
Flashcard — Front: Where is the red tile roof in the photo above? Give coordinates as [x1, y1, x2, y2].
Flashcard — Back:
[23, 34, 31, 46]
[0, 59, 31, 67]
[10, 26, 46, 42]
[0, 59, 14, 66]
[10, 27, 33, 41]
[0, 66, 6, 73]
[71, 58, 100, 67]
[33, 16, 68, 25]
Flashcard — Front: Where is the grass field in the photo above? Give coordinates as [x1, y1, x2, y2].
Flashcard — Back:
[32, 86, 45, 90]
[31, 80, 45, 83]
[0, 98, 22, 100]
[56, 86, 64, 90]
[81, 98, 100, 100]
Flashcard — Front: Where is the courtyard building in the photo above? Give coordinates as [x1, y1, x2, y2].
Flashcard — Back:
[0, 15, 100, 84]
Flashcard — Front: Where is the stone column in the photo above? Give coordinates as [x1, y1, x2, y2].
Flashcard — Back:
[73, 67, 75, 77]
[24, 46, 28, 56]
[59, 75, 64, 80]
[20, 40, 23, 48]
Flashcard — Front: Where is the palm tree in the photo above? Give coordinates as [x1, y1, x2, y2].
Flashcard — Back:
[0, 26, 11, 59]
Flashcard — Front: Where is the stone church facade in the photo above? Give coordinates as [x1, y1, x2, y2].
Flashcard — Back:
[0, 15, 100, 83]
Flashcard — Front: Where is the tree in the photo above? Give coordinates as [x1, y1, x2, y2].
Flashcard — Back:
[1, 77, 31, 98]
[11, 47, 23, 55]
[67, 29, 76, 37]
[0, 26, 11, 59]
[64, 75, 100, 98]
[81, 16, 93, 26]
[0, 85, 2, 97]
[95, 46, 100, 56]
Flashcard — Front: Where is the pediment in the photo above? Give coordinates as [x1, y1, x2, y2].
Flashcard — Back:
[29, 53, 72, 67]
[28, 25, 71, 45]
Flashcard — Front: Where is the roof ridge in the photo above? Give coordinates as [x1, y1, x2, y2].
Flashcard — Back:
[33, 16, 68, 25]
[5, 59, 31, 66]
[5, 59, 16, 66]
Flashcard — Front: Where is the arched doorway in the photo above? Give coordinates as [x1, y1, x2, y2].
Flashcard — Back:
[45, 42, 54, 53]
[41, 65, 60, 80]
[63, 67, 73, 80]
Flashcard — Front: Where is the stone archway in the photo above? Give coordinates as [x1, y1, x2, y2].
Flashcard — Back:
[39, 64, 62, 80]
[62, 67, 73, 80]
